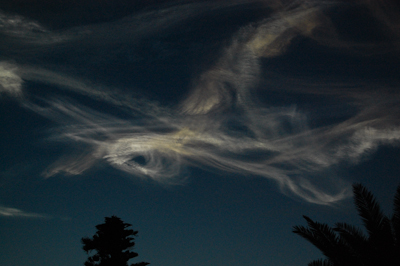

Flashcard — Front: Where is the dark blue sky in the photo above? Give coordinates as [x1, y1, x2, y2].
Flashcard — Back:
[1, 1, 400, 265]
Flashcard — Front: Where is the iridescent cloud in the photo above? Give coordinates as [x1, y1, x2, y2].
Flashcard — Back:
[1, 0, 399, 205]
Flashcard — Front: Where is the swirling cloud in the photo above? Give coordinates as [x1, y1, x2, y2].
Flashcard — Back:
[1, 0, 399, 205]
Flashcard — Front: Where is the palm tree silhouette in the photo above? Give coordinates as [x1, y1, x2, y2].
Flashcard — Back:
[293, 183, 400, 266]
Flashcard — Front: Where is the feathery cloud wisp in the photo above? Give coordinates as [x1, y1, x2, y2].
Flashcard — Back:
[0, 205, 50, 218]
[1, 0, 399, 205]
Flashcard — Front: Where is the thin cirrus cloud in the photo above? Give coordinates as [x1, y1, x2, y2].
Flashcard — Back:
[0, 205, 49, 218]
[1, 0, 399, 205]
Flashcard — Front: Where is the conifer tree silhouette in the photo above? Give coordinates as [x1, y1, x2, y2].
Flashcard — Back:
[82, 216, 149, 266]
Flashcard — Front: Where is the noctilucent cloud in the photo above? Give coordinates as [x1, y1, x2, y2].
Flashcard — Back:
[1, 1, 400, 266]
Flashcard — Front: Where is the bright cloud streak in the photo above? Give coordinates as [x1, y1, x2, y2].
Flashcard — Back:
[0, 61, 23, 96]
[0, 205, 49, 218]
[1, 0, 399, 205]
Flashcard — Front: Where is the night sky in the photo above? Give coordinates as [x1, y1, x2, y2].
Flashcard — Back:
[1, 0, 400, 265]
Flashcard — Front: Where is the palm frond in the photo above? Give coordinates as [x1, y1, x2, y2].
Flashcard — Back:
[294, 183, 400, 266]
[392, 185, 400, 246]
[293, 216, 339, 261]
[352, 183, 393, 246]
[307, 258, 334, 266]
[334, 222, 366, 239]
[334, 222, 369, 265]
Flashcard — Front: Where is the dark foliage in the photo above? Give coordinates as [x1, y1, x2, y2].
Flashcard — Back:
[293, 183, 400, 266]
[82, 216, 149, 266]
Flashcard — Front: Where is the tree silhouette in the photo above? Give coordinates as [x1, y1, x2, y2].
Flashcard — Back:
[81, 216, 149, 266]
[293, 183, 400, 266]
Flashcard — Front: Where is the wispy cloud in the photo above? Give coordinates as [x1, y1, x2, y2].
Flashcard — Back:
[0, 61, 23, 96]
[0, 205, 50, 218]
[1, 0, 399, 205]
[0, 10, 72, 45]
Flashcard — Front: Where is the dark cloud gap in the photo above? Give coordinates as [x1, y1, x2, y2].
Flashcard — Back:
[263, 36, 399, 81]
[131, 156, 147, 166]
[327, 4, 393, 43]
[0, 0, 176, 30]
[100, 3, 270, 106]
